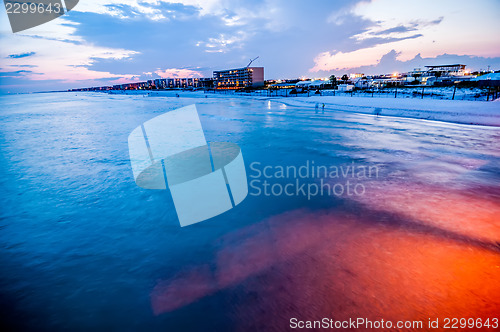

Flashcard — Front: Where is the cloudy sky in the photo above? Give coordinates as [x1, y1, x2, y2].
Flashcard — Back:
[1, 0, 499, 92]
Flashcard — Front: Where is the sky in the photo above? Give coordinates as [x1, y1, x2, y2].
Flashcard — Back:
[0, 0, 499, 93]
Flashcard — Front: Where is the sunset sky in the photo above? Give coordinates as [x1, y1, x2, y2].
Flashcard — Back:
[1, 0, 499, 92]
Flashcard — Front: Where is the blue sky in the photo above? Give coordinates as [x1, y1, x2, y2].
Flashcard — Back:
[1, 0, 499, 92]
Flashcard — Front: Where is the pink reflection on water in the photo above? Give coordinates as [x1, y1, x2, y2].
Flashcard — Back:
[151, 264, 216, 314]
[356, 179, 500, 243]
[151, 209, 335, 315]
[151, 180, 500, 328]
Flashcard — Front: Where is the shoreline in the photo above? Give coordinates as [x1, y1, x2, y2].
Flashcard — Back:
[257, 95, 500, 127]
[109, 89, 500, 127]
[8, 90, 499, 127]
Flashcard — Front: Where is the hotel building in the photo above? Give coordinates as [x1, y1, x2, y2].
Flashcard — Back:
[213, 67, 264, 89]
[152, 77, 213, 89]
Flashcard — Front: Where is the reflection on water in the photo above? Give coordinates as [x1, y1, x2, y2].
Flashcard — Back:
[152, 208, 500, 328]
[0, 92, 499, 330]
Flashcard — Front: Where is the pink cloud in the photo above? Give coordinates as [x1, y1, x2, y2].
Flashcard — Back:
[155, 68, 203, 78]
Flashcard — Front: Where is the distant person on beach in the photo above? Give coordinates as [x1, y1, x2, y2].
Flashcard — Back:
[322, 103, 325, 113]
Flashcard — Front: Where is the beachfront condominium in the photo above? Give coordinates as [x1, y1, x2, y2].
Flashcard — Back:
[152, 77, 213, 89]
[213, 67, 264, 89]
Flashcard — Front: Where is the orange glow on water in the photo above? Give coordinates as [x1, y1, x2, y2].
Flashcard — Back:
[355, 180, 500, 244]
[151, 180, 500, 329]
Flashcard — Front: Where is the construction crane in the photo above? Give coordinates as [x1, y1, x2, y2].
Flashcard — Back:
[246, 56, 259, 68]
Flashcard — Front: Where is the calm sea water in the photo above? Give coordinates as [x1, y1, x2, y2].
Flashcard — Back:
[1, 92, 499, 331]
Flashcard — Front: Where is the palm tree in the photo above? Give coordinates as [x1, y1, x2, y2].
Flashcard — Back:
[329, 75, 337, 87]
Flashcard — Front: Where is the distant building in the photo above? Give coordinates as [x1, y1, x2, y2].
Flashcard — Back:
[403, 68, 427, 84]
[269, 82, 296, 89]
[472, 72, 500, 87]
[337, 84, 354, 92]
[266, 79, 300, 87]
[308, 80, 329, 89]
[152, 77, 213, 89]
[371, 74, 404, 87]
[353, 77, 371, 88]
[423, 64, 476, 85]
[425, 64, 466, 76]
[295, 79, 330, 90]
[213, 67, 264, 89]
[349, 73, 364, 79]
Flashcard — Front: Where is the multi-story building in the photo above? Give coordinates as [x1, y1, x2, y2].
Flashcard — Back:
[213, 67, 264, 89]
[152, 77, 213, 89]
[423, 64, 475, 85]
[424, 64, 466, 76]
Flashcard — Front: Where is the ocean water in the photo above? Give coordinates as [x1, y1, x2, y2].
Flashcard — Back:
[0, 92, 499, 331]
